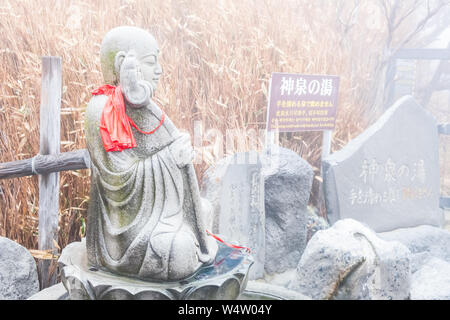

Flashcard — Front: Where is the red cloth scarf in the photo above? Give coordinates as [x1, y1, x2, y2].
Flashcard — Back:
[91, 85, 164, 152]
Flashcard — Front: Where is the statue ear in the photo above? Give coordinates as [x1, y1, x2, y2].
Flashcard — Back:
[114, 51, 127, 76]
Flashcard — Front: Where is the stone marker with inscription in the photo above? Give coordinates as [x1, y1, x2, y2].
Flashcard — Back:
[322, 95, 443, 232]
[218, 151, 265, 279]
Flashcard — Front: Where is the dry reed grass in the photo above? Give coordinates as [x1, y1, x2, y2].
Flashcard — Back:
[0, 0, 437, 253]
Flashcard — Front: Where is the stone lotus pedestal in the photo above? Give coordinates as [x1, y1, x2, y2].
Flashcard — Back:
[58, 239, 253, 300]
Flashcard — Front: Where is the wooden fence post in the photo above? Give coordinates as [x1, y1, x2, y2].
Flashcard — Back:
[38, 56, 62, 289]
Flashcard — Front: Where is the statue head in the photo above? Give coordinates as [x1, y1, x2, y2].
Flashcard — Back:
[100, 26, 162, 92]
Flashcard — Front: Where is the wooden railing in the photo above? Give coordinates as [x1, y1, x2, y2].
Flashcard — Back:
[0, 149, 89, 179]
[0, 57, 91, 289]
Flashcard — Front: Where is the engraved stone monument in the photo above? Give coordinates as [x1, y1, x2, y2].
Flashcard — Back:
[322, 95, 444, 232]
[218, 151, 265, 279]
[58, 26, 252, 299]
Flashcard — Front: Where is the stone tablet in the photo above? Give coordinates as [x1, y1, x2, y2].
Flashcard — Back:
[323, 95, 444, 232]
[218, 151, 265, 279]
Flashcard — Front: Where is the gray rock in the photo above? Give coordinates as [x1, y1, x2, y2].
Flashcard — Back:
[410, 257, 450, 300]
[409, 252, 434, 274]
[306, 207, 330, 242]
[289, 219, 411, 300]
[261, 147, 314, 274]
[0, 237, 40, 300]
[323, 95, 443, 232]
[378, 224, 450, 263]
[378, 225, 450, 299]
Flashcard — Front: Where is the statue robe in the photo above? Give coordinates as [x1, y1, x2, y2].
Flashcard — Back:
[84, 95, 210, 281]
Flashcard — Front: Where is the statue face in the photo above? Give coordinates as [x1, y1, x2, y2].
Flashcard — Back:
[100, 26, 163, 88]
[136, 46, 162, 93]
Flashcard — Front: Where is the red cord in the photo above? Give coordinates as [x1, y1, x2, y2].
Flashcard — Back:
[206, 230, 251, 254]
[127, 112, 165, 135]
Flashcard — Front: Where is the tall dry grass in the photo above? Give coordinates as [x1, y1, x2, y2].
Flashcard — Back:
[0, 0, 422, 252]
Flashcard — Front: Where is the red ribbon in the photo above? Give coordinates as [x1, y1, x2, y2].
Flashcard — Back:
[206, 230, 251, 254]
[92, 85, 165, 152]
[128, 111, 165, 135]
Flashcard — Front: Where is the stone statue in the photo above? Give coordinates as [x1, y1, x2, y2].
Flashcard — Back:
[84, 26, 218, 281]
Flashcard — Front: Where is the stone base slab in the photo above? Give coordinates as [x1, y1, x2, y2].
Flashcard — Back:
[58, 239, 253, 300]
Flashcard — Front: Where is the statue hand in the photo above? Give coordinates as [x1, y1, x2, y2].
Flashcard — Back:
[169, 133, 195, 168]
[119, 50, 153, 107]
